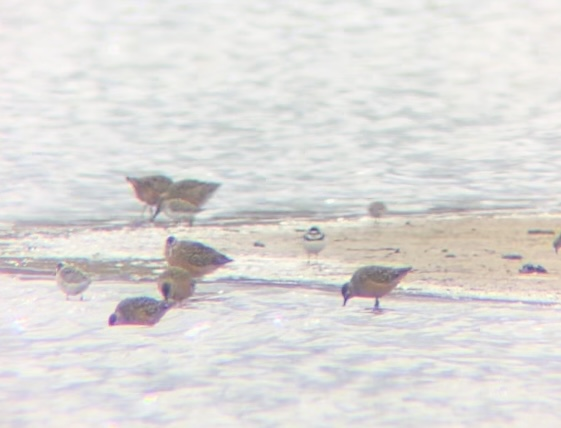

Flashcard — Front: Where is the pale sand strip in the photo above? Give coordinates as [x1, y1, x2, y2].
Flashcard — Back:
[1, 213, 561, 303]
[210, 213, 561, 303]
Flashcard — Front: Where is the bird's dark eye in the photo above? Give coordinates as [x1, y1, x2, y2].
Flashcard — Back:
[108, 313, 117, 326]
[166, 236, 176, 245]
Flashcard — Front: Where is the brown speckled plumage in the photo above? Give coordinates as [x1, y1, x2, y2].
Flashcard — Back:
[157, 266, 196, 303]
[342, 264, 412, 310]
[126, 175, 173, 209]
[165, 236, 233, 278]
[108, 297, 173, 326]
[151, 179, 220, 221]
[161, 198, 201, 225]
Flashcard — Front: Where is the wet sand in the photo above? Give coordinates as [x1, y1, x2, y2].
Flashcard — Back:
[2, 212, 561, 427]
[251, 212, 561, 302]
[1, 212, 561, 303]
[178, 211, 561, 303]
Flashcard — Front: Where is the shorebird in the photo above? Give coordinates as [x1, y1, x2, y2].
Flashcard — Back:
[164, 235, 233, 278]
[55, 262, 91, 300]
[368, 201, 387, 219]
[302, 226, 326, 263]
[553, 233, 561, 254]
[161, 198, 202, 226]
[157, 266, 196, 303]
[126, 175, 173, 216]
[151, 179, 220, 221]
[341, 264, 412, 310]
[108, 297, 173, 326]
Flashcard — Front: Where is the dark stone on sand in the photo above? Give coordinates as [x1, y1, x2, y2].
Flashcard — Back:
[527, 229, 555, 235]
[502, 253, 523, 260]
[519, 263, 547, 274]
[254, 241, 266, 248]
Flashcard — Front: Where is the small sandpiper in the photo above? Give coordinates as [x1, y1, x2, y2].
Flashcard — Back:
[161, 198, 202, 226]
[126, 175, 173, 216]
[151, 179, 220, 221]
[55, 262, 92, 300]
[302, 226, 326, 263]
[157, 266, 196, 303]
[108, 296, 173, 326]
[368, 201, 387, 219]
[342, 264, 412, 310]
[165, 236, 233, 278]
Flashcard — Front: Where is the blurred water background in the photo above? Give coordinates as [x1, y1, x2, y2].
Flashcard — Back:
[2, 0, 561, 426]
[2, 0, 561, 224]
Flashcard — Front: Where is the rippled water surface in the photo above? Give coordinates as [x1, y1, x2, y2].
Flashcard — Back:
[2, 277, 561, 427]
[3, 0, 561, 425]
[2, 0, 561, 223]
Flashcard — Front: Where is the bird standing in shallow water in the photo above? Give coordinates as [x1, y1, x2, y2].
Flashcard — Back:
[302, 226, 326, 264]
[126, 175, 173, 216]
[55, 262, 91, 300]
[157, 266, 196, 303]
[165, 236, 233, 278]
[151, 179, 220, 221]
[161, 198, 202, 226]
[342, 264, 412, 310]
[108, 297, 173, 326]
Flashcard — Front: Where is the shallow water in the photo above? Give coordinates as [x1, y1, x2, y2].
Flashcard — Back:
[2, 277, 560, 427]
[3, 0, 561, 425]
[2, 0, 561, 223]
[2, 213, 561, 425]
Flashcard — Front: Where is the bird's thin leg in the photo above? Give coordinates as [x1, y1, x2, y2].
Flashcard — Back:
[373, 298, 380, 311]
[150, 202, 162, 222]
[317, 256, 323, 271]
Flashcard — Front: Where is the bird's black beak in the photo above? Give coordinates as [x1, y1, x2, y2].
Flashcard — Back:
[162, 282, 171, 300]
[341, 283, 350, 307]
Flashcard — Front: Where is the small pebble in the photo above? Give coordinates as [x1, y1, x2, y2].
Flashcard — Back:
[519, 263, 548, 274]
[527, 229, 555, 235]
[502, 253, 523, 260]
